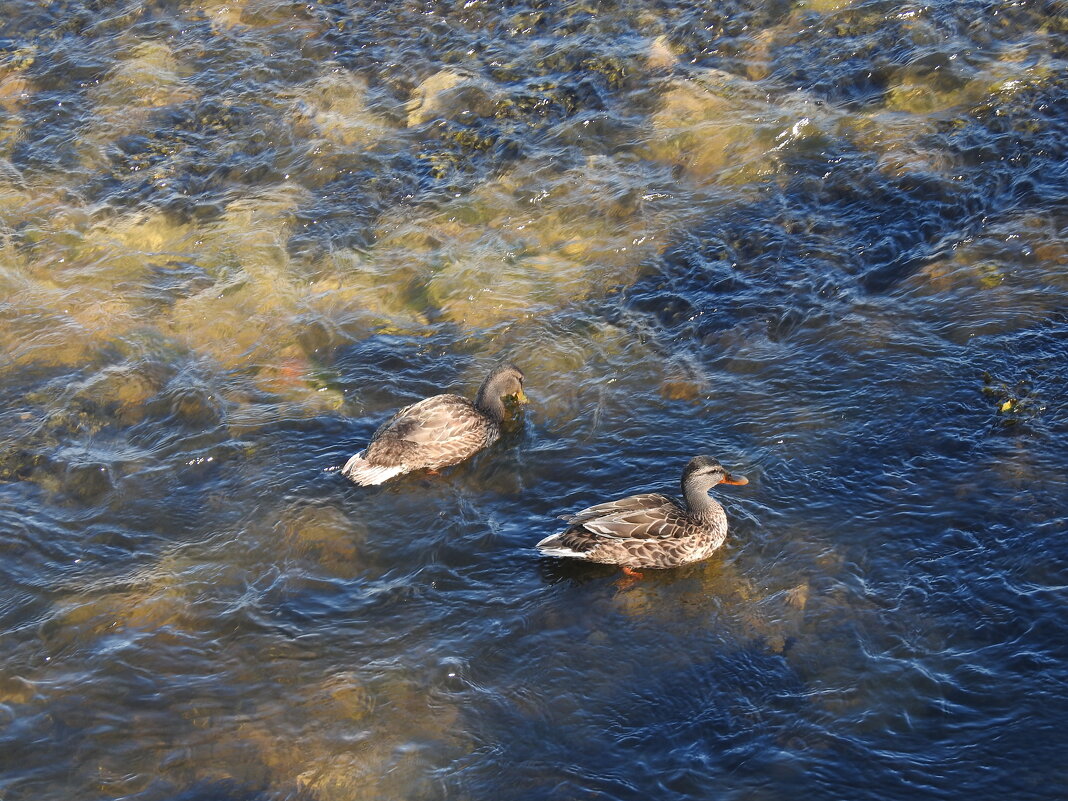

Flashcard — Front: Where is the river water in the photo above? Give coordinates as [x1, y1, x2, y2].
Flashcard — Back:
[1, 1, 1066, 799]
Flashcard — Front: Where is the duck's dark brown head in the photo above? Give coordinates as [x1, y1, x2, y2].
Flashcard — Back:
[475, 364, 527, 417]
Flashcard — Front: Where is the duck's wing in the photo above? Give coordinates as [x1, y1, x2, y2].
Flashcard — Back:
[573, 498, 694, 541]
[561, 493, 674, 525]
[537, 495, 694, 559]
[365, 394, 490, 466]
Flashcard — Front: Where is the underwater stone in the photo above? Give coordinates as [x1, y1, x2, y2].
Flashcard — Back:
[291, 68, 392, 149]
[406, 70, 499, 127]
[646, 35, 677, 71]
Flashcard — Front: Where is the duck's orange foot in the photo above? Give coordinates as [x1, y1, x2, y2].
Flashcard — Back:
[615, 565, 644, 589]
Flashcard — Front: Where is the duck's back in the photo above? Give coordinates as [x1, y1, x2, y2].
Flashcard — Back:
[365, 393, 498, 471]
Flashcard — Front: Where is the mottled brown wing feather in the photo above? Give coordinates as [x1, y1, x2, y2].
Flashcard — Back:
[562, 493, 674, 525]
[364, 394, 496, 469]
[577, 502, 694, 540]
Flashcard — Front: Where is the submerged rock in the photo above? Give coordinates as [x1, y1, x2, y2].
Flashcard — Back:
[406, 70, 499, 128]
[234, 668, 463, 801]
[95, 41, 196, 112]
[291, 68, 393, 149]
[643, 70, 802, 184]
[279, 503, 364, 577]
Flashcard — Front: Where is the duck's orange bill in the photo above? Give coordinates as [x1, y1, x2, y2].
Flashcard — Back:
[515, 388, 529, 404]
[722, 474, 749, 485]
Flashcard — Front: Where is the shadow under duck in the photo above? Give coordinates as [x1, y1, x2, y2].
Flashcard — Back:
[536, 456, 748, 569]
[342, 364, 526, 486]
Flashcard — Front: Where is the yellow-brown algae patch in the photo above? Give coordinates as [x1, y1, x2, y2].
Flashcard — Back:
[7, 199, 91, 268]
[48, 554, 201, 641]
[786, 581, 810, 610]
[841, 113, 951, 178]
[0, 272, 141, 371]
[0, 112, 22, 159]
[884, 64, 989, 116]
[164, 189, 309, 367]
[1032, 238, 1067, 267]
[103, 210, 196, 255]
[78, 40, 197, 171]
[0, 176, 80, 238]
[87, 41, 197, 137]
[199, 0, 330, 35]
[248, 350, 347, 416]
[372, 157, 678, 329]
[280, 503, 363, 577]
[305, 250, 431, 331]
[0, 56, 33, 156]
[0, 314, 98, 372]
[234, 670, 462, 801]
[203, 185, 308, 276]
[105, 41, 196, 108]
[426, 250, 600, 328]
[71, 210, 196, 288]
[196, 0, 248, 30]
[650, 73, 838, 186]
[487, 319, 639, 424]
[660, 378, 703, 402]
[797, 0, 855, 13]
[0, 673, 36, 706]
[68, 363, 162, 426]
[652, 75, 736, 129]
[743, 28, 777, 81]
[0, 70, 31, 114]
[290, 68, 392, 149]
[167, 281, 293, 369]
[644, 73, 779, 184]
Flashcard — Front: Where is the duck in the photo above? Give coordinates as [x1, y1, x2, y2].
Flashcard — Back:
[342, 364, 526, 485]
[536, 456, 748, 571]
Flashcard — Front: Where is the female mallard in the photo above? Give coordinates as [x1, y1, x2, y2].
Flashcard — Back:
[536, 456, 748, 570]
[342, 364, 526, 485]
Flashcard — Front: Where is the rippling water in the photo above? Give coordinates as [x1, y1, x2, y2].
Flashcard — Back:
[1, 1, 1066, 799]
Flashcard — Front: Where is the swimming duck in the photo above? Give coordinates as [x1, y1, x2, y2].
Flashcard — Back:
[342, 364, 526, 485]
[536, 456, 748, 570]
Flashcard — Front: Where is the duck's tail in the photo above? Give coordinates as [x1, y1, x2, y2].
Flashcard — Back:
[341, 451, 406, 486]
[535, 532, 591, 560]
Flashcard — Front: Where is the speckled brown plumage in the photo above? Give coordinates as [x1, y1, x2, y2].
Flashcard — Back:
[536, 456, 748, 569]
[365, 394, 499, 469]
[342, 364, 525, 486]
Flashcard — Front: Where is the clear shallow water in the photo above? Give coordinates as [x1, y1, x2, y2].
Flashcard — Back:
[0, 1, 1066, 799]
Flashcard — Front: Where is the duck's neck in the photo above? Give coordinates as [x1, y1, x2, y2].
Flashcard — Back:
[683, 480, 725, 524]
[474, 381, 506, 422]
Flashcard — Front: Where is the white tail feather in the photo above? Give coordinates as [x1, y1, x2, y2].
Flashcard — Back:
[535, 533, 590, 560]
[341, 451, 406, 486]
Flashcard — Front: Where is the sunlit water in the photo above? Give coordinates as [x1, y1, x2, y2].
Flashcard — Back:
[1, 1, 1066, 799]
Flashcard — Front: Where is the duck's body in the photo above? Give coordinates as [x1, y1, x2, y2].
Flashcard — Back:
[536, 456, 747, 569]
[342, 364, 525, 486]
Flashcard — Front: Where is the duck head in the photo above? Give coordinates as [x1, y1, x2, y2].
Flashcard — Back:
[476, 363, 527, 418]
[682, 455, 749, 493]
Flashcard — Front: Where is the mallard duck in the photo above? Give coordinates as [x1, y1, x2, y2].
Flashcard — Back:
[536, 456, 748, 569]
[342, 364, 526, 485]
